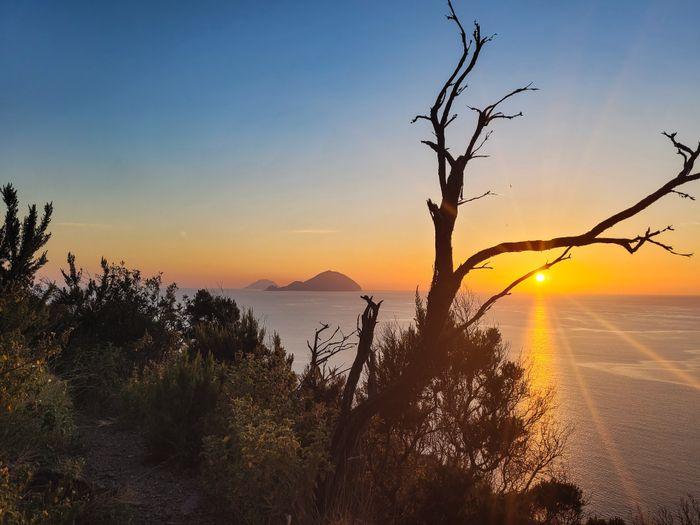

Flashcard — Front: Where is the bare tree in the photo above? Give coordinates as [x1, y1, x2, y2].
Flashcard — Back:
[320, 0, 700, 510]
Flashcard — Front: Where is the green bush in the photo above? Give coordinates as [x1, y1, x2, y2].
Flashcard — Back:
[60, 343, 131, 412]
[50, 255, 182, 412]
[198, 328, 330, 523]
[122, 351, 224, 464]
[52, 254, 180, 365]
[0, 332, 75, 463]
[202, 396, 327, 525]
[0, 319, 88, 523]
[183, 288, 240, 333]
[190, 308, 267, 362]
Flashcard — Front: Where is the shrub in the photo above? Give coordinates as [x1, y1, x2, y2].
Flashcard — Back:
[190, 308, 267, 362]
[202, 396, 327, 525]
[52, 254, 180, 363]
[60, 343, 132, 412]
[0, 315, 87, 524]
[0, 183, 52, 288]
[199, 328, 330, 523]
[122, 351, 224, 464]
[359, 295, 571, 524]
[51, 255, 181, 411]
[183, 288, 240, 333]
[0, 308, 74, 463]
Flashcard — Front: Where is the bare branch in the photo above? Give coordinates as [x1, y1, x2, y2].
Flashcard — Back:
[458, 190, 496, 206]
[594, 226, 692, 257]
[671, 189, 695, 200]
[456, 134, 700, 278]
[411, 115, 431, 124]
[416, 3, 491, 196]
[422, 140, 456, 167]
[472, 261, 493, 270]
[462, 84, 536, 161]
[460, 248, 572, 330]
[340, 295, 382, 420]
[663, 131, 694, 160]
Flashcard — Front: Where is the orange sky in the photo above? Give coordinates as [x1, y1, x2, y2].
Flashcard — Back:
[10, 1, 700, 295]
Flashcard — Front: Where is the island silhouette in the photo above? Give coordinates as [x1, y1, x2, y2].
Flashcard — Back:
[264, 270, 361, 292]
[244, 279, 278, 290]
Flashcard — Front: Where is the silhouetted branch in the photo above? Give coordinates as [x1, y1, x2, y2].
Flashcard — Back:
[595, 226, 692, 257]
[302, 322, 355, 393]
[663, 131, 695, 163]
[461, 248, 572, 330]
[458, 190, 496, 206]
[463, 83, 537, 162]
[671, 189, 695, 200]
[421, 140, 456, 167]
[339, 295, 382, 419]
[415, 1, 491, 196]
[455, 133, 700, 278]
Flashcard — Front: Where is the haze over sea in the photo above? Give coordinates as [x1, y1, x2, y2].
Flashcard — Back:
[184, 290, 700, 518]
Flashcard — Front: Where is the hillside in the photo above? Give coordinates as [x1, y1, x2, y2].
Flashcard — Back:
[266, 270, 361, 292]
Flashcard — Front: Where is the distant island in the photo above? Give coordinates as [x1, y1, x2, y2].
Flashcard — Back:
[244, 279, 278, 290]
[266, 270, 361, 292]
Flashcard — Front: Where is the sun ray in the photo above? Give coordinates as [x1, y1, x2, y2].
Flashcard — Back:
[548, 306, 643, 506]
[567, 297, 700, 391]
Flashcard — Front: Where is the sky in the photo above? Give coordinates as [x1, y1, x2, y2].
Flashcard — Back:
[2, 0, 700, 294]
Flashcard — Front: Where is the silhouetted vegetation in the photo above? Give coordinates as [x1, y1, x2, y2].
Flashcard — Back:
[2, 172, 699, 524]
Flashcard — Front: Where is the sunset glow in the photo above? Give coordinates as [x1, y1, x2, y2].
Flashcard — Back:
[3, 1, 697, 294]
[3, 2, 699, 522]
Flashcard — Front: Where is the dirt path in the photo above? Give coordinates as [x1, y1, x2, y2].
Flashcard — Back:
[78, 417, 218, 524]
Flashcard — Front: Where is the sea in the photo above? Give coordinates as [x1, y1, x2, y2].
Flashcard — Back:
[188, 290, 700, 518]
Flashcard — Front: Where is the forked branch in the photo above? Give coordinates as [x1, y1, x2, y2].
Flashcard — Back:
[461, 248, 572, 331]
[456, 133, 700, 279]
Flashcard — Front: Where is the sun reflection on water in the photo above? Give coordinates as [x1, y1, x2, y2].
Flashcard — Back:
[524, 294, 556, 394]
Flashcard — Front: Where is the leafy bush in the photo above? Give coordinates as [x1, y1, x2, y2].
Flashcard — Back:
[190, 308, 267, 362]
[122, 351, 224, 464]
[51, 255, 181, 410]
[202, 396, 327, 525]
[0, 299, 88, 524]
[183, 288, 240, 333]
[0, 292, 74, 462]
[53, 254, 180, 361]
[0, 183, 52, 288]
[198, 326, 330, 523]
[359, 295, 571, 524]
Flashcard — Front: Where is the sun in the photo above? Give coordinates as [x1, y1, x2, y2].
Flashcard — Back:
[535, 272, 546, 283]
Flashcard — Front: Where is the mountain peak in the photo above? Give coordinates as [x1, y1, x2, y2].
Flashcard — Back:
[266, 271, 361, 292]
[244, 279, 277, 290]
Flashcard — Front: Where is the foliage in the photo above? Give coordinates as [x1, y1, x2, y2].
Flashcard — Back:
[122, 351, 224, 464]
[53, 253, 180, 358]
[50, 254, 181, 409]
[0, 291, 89, 523]
[631, 495, 700, 525]
[0, 291, 72, 461]
[0, 183, 53, 289]
[190, 307, 267, 362]
[360, 295, 570, 524]
[199, 330, 331, 523]
[203, 397, 304, 524]
[202, 396, 328, 525]
[183, 288, 240, 333]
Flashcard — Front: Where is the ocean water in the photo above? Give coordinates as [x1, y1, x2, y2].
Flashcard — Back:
[198, 290, 700, 517]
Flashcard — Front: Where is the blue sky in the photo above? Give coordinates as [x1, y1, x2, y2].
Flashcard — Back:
[2, 0, 699, 291]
